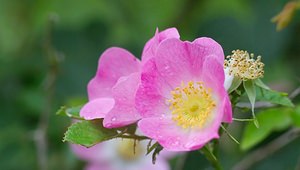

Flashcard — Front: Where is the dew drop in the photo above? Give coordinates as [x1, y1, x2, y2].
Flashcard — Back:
[172, 140, 179, 146]
[111, 117, 117, 122]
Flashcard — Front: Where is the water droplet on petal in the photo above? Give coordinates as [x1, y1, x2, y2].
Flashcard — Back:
[111, 117, 117, 122]
[172, 140, 179, 146]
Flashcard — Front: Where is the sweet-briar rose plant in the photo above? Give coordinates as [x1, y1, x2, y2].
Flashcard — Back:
[58, 28, 295, 170]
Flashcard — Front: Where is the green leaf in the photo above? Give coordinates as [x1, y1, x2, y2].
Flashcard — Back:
[56, 105, 83, 119]
[228, 77, 242, 94]
[291, 105, 300, 127]
[241, 108, 292, 150]
[243, 80, 259, 127]
[257, 88, 294, 107]
[63, 120, 118, 147]
[254, 79, 270, 90]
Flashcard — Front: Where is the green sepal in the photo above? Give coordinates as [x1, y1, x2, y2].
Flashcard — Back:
[228, 77, 242, 94]
[243, 80, 259, 128]
[151, 143, 163, 164]
[254, 79, 270, 90]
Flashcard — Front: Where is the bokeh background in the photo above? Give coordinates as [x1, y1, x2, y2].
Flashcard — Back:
[1, 0, 299, 169]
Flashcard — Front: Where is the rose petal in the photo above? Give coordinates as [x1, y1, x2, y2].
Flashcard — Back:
[142, 28, 180, 64]
[103, 73, 141, 128]
[224, 67, 234, 91]
[88, 47, 140, 100]
[201, 56, 232, 123]
[155, 38, 216, 88]
[138, 116, 220, 151]
[135, 59, 171, 118]
[80, 98, 115, 120]
[193, 37, 225, 65]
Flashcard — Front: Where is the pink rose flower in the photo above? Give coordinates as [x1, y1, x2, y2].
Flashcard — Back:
[80, 47, 141, 128]
[71, 139, 172, 170]
[136, 32, 232, 151]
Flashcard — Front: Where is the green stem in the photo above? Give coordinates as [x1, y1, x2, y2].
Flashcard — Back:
[117, 134, 149, 141]
[200, 145, 222, 170]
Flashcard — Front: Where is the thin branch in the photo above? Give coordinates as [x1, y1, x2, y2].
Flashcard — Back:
[289, 86, 300, 99]
[34, 13, 60, 170]
[233, 128, 300, 170]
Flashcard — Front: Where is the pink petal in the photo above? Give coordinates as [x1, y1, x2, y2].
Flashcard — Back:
[80, 98, 115, 120]
[142, 28, 180, 64]
[71, 144, 106, 163]
[201, 56, 232, 123]
[135, 59, 171, 118]
[222, 94, 233, 123]
[138, 116, 219, 151]
[88, 47, 141, 100]
[193, 37, 225, 65]
[103, 73, 141, 128]
[201, 55, 225, 89]
[155, 38, 214, 88]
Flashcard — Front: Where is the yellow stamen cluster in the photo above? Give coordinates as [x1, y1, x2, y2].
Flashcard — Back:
[224, 50, 265, 80]
[117, 139, 143, 161]
[168, 81, 216, 129]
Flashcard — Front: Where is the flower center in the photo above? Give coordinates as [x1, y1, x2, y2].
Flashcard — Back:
[117, 139, 143, 161]
[224, 50, 264, 80]
[168, 81, 216, 129]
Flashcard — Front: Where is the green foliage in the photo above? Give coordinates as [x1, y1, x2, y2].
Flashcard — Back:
[291, 105, 300, 127]
[257, 87, 294, 107]
[63, 120, 118, 147]
[241, 108, 292, 150]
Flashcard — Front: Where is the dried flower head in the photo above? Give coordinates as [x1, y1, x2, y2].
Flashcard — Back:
[224, 50, 264, 81]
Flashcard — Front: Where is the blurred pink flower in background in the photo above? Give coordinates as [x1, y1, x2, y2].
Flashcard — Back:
[71, 139, 172, 170]
[136, 32, 232, 151]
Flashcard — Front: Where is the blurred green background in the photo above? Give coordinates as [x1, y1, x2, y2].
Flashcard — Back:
[1, 0, 299, 169]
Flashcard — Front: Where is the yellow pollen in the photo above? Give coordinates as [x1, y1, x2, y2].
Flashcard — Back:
[224, 49, 265, 80]
[168, 81, 216, 129]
